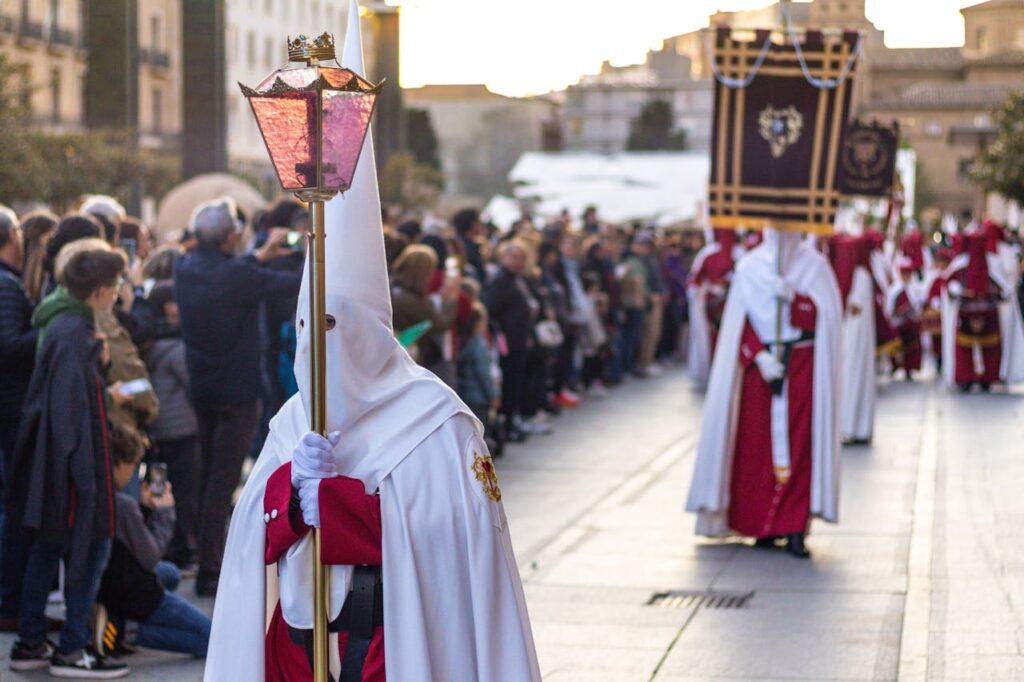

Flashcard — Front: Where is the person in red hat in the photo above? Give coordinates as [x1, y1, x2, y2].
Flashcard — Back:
[885, 257, 924, 379]
[687, 228, 742, 387]
[828, 234, 875, 444]
[941, 231, 1024, 390]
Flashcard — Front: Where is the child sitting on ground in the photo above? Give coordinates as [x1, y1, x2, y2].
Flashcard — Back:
[94, 423, 211, 659]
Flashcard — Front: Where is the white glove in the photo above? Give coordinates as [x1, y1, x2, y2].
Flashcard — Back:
[947, 280, 963, 298]
[290, 431, 341, 488]
[298, 478, 322, 528]
[754, 350, 785, 382]
[770, 276, 795, 302]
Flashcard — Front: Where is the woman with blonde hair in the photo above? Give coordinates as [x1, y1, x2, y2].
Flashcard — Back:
[390, 244, 460, 375]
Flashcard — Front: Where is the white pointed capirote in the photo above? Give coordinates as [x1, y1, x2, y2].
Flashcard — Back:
[206, 3, 541, 679]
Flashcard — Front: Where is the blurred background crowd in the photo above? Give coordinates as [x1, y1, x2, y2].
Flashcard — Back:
[0, 191, 708, 673]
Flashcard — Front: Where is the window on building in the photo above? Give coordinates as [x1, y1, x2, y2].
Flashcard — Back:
[152, 87, 162, 134]
[151, 14, 161, 51]
[20, 0, 28, 22]
[49, 0, 59, 26]
[958, 159, 974, 181]
[312, 0, 320, 22]
[976, 27, 989, 52]
[247, 31, 255, 64]
[264, 36, 273, 70]
[265, 0, 272, 13]
[49, 66, 60, 123]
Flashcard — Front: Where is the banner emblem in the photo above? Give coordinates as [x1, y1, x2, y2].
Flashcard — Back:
[759, 105, 804, 159]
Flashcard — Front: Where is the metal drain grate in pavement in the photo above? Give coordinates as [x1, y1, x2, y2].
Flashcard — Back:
[646, 590, 754, 610]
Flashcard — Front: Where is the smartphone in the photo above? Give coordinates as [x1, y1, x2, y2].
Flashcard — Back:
[286, 231, 305, 251]
[120, 238, 137, 266]
[118, 378, 153, 396]
[148, 462, 168, 497]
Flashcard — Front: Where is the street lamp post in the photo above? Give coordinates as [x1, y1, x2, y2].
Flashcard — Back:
[240, 32, 382, 682]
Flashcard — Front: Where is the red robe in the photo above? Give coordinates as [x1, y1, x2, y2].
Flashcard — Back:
[728, 295, 816, 538]
[263, 463, 386, 682]
[890, 290, 922, 373]
[955, 296, 1002, 385]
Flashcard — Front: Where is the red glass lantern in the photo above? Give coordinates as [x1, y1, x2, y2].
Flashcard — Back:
[239, 33, 381, 197]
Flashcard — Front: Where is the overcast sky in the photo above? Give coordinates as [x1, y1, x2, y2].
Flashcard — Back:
[397, 0, 976, 96]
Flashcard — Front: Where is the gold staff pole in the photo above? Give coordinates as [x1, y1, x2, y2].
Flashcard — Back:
[306, 196, 331, 681]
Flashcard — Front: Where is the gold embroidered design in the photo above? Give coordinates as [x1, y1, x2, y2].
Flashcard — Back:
[472, 452, 502, 502]
[758, 105, 804, 158]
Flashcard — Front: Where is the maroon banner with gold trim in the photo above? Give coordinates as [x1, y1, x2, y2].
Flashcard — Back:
[707, 28, 860, 234]
[838, 119, 899, 198]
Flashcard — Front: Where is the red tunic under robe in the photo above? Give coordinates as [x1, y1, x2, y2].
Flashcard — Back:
[955, 297, 1002, 385]
[263, 463, 386, 682]
[728, 295, 816, 538]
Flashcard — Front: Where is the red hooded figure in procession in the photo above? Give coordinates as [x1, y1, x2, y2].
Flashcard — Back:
[687, 228, 742, 387]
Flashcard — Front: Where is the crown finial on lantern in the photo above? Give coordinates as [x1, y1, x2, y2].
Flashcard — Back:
[287, 32, 336, 64]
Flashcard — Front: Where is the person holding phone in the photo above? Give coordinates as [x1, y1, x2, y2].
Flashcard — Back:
[95, 424, 211, 660]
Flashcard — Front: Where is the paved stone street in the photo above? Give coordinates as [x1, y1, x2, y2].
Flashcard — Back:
[4, 365, 1024, 680]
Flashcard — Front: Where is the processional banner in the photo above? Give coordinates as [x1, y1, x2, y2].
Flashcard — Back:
[838, 119, 899, 198]
[707, 27, 860, 234]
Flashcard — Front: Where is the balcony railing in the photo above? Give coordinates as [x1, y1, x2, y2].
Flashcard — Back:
[19, 19, 44, 40]
[49, 27, 74, 47]
[140, 48, 171, 68]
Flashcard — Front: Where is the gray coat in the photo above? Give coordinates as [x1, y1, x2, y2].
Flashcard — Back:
[143, 338, 198, 442]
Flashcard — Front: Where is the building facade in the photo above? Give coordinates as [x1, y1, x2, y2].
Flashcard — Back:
[562, 47, 713, 154]
[404, 84, 559, 202]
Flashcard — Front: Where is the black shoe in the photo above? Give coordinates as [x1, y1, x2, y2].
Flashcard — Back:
[785, 533, 811, 559]
[195, 571, 219, 597]
[980, 383, 991, 392]
[93, 604, 126, 658]
[957, 383, 971, 393]
[506, 427, 528, 444]
[753, 536, 782, 549]
[49, 646, 129, 679]
[10, 639, 55, 671]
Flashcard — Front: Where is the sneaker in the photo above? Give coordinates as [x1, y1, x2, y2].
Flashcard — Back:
[645, 363, 664, 376]
[10, 639, 55, 671]
[552, 391, 581, 408]
[93, 604, 125, 658]
[49, 647, 129, 679]
[523, 417, 552, 435]
[587, 381, 608, 398]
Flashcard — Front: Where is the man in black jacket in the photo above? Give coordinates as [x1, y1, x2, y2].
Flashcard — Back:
[173, 198, 300, 595]
[0, 207, 36, 631]
[485, 241, 535, 442]
[7, 247, 130, 677]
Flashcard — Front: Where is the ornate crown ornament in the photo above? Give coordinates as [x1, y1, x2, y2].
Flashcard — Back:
[288, 32, 336, 64]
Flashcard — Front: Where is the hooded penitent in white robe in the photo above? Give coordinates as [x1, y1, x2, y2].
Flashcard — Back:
[941, 248, 1024, 388]
[686, 230, 842, 537]
[839, 266, 875, 442]
[205, 4, 541, 679]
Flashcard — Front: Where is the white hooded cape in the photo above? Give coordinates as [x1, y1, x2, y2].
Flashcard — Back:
[839, 267, 875, 441]
[685, 232, 842, 536]
[205, 3, 540, 679]
[686, 242, 719, 387]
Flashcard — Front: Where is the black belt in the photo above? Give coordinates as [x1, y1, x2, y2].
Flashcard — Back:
[766, 331, 815, 396]
[288, 564, 383, 682]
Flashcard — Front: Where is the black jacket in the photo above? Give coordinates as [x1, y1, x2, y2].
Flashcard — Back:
[7, 311, 116, 585]
[0, 262, 37, 413]
[485, 268, 536, 352]
[174, 247, 301, 406]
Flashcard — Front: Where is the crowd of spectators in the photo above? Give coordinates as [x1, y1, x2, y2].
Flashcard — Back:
[0, 192, 706, 677]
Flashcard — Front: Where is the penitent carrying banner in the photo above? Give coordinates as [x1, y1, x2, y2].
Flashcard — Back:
[707, 27, 861, 234]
